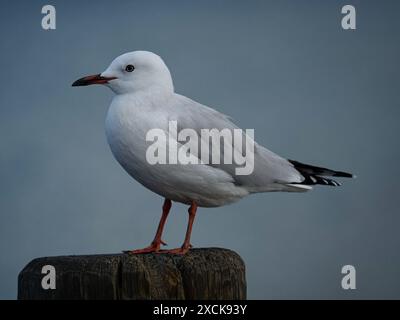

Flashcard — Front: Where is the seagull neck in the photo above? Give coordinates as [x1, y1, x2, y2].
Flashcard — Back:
[115, 88, 174, 101]
[116, 86, 174, 101]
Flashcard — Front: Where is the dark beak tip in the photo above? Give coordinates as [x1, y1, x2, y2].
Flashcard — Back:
[72, 74, 116, 87]
[71, 79, 87, 87]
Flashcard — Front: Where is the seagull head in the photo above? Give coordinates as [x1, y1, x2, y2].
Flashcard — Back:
[72, 51, 174, 95]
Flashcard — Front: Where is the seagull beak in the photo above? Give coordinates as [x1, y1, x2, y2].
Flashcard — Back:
[72, 74, 117, 87]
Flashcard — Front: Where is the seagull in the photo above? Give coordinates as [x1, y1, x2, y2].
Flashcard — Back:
[72, 51, 354, 254]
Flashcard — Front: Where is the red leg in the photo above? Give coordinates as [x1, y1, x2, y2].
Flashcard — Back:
[125, 199, 172, 254]
[159, 201, 197, 255]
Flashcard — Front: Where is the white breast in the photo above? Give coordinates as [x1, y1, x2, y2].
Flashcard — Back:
[105, 93, 166, 180]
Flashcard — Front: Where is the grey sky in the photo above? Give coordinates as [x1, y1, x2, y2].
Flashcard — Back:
[1, 0, 399, 299]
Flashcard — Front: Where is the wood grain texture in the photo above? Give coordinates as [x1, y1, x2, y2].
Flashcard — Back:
[18, 248, 246, 300]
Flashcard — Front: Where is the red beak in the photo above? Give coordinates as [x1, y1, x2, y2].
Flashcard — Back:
[72, 74, 117, 86]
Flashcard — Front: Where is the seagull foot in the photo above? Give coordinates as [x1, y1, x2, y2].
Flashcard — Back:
[157, 244, 192, 255]
[123, 240, 167, 254]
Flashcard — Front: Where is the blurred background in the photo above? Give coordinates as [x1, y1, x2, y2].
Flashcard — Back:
[1, 0, 399, 299]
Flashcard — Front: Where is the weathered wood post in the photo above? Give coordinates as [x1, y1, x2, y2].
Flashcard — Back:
[18, 248, 246, 300]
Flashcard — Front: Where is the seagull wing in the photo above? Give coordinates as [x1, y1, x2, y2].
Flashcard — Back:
[165, 94, 304, 192]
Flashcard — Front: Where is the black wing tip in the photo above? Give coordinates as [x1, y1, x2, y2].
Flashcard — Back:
[331, 171, 354, 178]
[288, 159, 354, 179]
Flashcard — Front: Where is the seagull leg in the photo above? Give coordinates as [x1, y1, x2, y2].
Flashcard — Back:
[125, 199, 172, 254]
[158, 201, 197, 255]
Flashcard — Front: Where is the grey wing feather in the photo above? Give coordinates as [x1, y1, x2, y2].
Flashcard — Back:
[165, 94, 304, 192]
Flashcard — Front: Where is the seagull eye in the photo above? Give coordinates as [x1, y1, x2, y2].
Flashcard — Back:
[125, 64, 135, 72]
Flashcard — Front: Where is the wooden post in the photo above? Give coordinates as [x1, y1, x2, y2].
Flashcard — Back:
[18, 248, 246, 300]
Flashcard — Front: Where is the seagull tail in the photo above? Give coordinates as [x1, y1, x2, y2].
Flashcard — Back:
[288, 159, 355, 187]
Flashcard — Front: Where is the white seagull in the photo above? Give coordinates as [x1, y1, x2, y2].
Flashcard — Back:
[72, 51, 354, 254]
